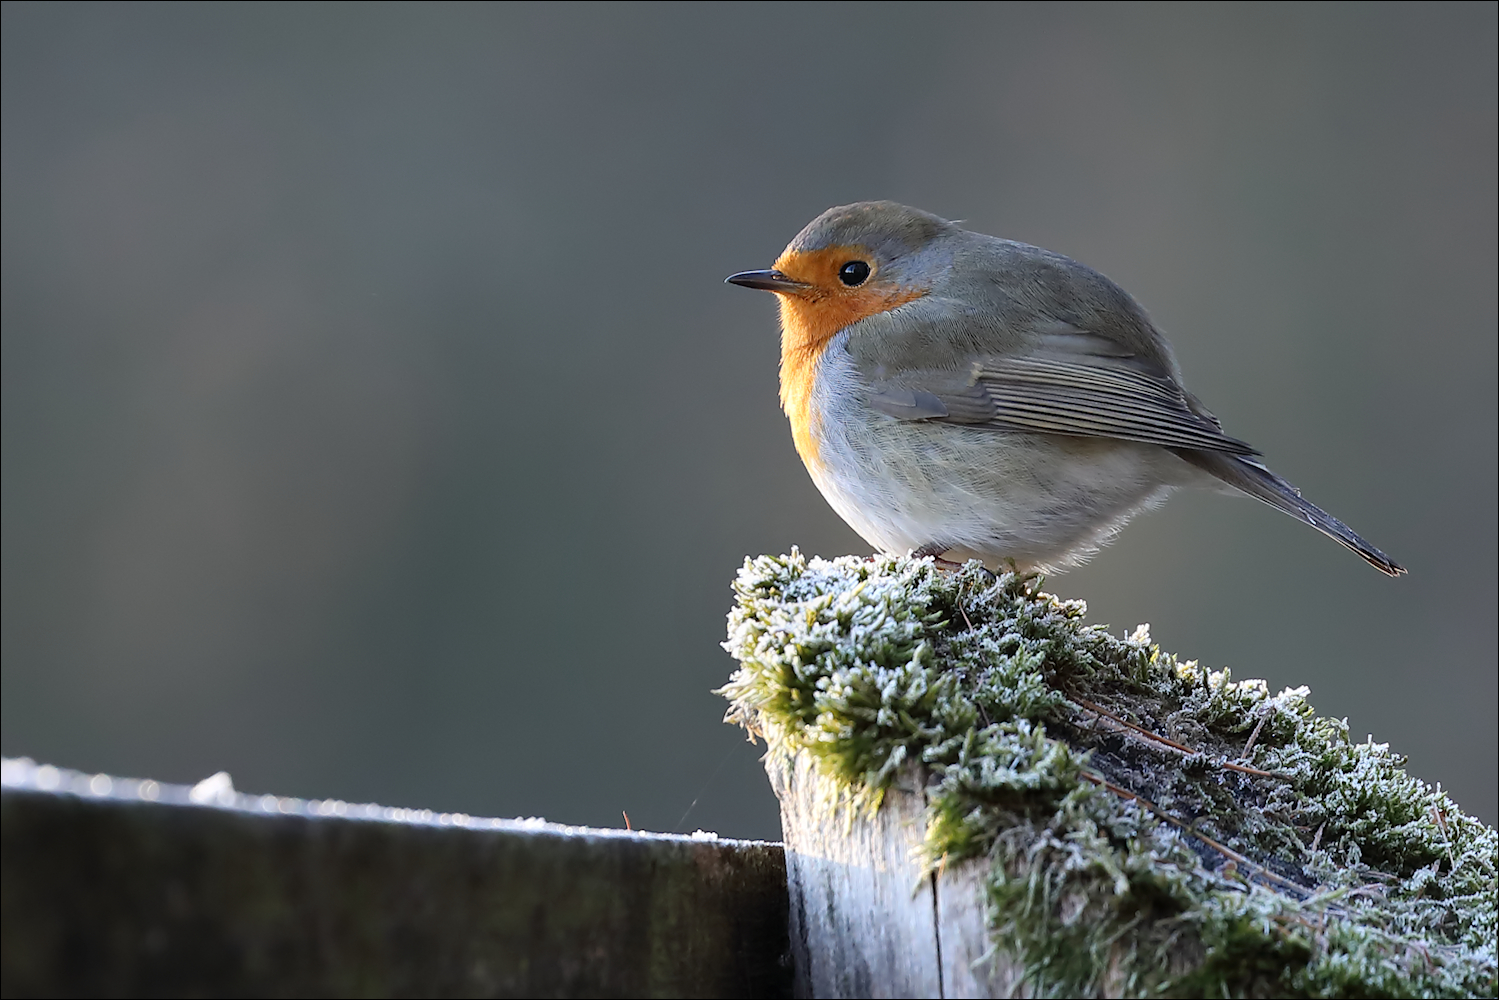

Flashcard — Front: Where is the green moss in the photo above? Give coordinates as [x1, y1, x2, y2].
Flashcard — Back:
[720, 551, 1497, 999]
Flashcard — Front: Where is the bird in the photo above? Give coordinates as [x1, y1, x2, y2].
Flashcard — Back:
[726, 200, 1404, 576]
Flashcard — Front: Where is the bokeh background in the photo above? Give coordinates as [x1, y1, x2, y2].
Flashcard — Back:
[3, 4, 1494, 839]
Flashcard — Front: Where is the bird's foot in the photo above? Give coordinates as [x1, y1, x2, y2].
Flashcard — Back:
[913, 543, 997, 580]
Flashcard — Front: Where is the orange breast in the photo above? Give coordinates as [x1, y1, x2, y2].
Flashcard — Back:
[773, 246, 927, 471]
[779, 332, 827, 473]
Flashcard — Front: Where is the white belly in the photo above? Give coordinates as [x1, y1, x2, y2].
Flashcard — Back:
[803, 342, 1195, 571]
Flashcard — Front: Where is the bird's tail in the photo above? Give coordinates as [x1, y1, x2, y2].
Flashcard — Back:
[1176, 450, 1406, 577]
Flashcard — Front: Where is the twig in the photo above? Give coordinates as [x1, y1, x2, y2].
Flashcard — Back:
[1220, 761, 1286, 780]
[1071, 697, 1287, 780]
[1081, 771, 1308, 897]
[1072, 696, 1194, 752]
[1430, 806, 1459, 872]
[1240, 710, 1270, 760]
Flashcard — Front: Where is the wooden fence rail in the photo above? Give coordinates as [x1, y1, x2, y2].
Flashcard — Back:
[0, 759, 791, 998]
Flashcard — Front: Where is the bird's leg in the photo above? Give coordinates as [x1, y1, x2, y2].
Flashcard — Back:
[913, 542, 991, 578]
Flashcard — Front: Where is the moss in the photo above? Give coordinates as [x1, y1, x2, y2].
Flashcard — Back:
[720, 551, 1498, 999]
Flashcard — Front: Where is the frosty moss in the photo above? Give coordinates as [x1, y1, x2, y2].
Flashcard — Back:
[720, 551, 1497, 999]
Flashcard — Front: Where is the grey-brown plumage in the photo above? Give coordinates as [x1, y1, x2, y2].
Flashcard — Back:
[728, 201, 1405, 576]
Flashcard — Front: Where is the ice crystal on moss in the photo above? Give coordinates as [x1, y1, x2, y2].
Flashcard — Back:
[721, 551, 1497, 999]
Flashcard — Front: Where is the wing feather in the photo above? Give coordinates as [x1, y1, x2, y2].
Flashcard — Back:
[868, 350, 1258, 456]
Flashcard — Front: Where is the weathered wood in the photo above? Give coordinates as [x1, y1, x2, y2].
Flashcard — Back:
[769, 754, 938, 998]
[769, 754, 1017, 1000]
[932, 853, 1015, 1000]
[0, 759, 791, 999]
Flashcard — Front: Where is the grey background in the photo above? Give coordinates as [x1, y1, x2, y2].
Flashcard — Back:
[3, 3, 1494, 839]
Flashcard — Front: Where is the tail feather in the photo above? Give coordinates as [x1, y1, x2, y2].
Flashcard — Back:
[1176, 450, 1406, 577]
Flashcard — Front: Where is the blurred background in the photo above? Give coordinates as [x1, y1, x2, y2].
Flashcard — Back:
[2, 4, 1494, 839]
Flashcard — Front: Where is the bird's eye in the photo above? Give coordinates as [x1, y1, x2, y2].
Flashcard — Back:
[838, 260, 871, 286]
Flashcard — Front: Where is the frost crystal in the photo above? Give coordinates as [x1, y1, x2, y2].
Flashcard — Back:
[721, 551, 1498, 999]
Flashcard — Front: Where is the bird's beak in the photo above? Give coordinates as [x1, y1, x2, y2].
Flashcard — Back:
[725, 269, 810, 294]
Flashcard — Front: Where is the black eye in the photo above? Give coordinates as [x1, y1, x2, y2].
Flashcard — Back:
[838, 260, 871, 286]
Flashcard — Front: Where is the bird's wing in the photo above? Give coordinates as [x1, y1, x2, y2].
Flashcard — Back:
[868, 338, 1257, 456]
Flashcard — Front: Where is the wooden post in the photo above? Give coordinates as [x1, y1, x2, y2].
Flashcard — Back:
[721, 551, 1498, 1000]
[769, 753, 1015, 999]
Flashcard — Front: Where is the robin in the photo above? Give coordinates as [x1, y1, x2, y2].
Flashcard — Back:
[726, 201, 1404, 576]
